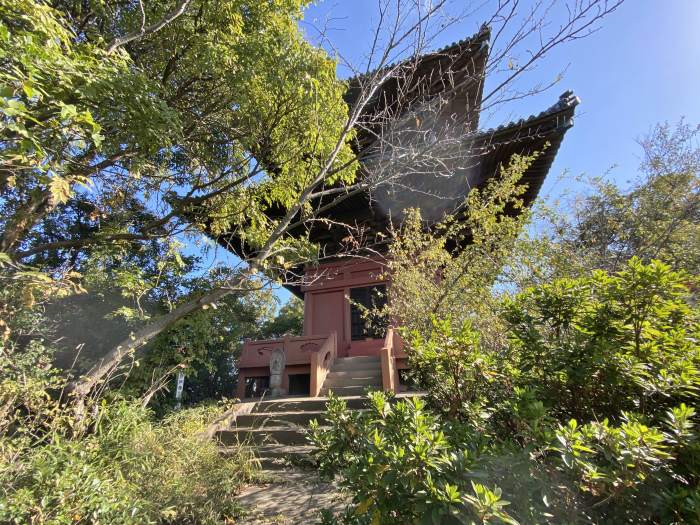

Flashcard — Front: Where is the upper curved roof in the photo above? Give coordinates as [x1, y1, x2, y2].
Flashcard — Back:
[182, 27, 579, 295]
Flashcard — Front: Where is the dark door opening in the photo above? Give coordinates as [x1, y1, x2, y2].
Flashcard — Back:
[288, 373, 310, 396]
[350, 284, 388, 341]
[244, 376, 269, 398]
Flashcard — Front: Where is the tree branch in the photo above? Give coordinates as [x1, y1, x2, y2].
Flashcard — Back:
[107, 0, 192, 53]
[14, 233, 157, 259]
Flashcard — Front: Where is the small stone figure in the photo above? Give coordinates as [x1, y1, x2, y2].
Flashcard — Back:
[269, 348, 286, 397]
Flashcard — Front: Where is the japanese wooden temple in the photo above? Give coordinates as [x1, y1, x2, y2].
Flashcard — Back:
[214, 27, 579, 399]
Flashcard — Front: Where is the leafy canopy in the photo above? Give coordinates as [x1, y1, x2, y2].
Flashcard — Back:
[1, 0, 356, 265]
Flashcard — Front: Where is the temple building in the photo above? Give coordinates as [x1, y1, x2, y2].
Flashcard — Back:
[215, 27, 579, 399]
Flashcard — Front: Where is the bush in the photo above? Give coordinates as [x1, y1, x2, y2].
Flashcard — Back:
[552, 406, 699, 522]
[311, 392, 517, 525]
[0, 400, 256, 524]
[126, 403, 255, 523]
[312, 259, 700, 523]
[1, 258, 257, 524]
[505, 257, 699, 423]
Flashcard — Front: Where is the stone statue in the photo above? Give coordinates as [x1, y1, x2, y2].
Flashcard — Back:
[269, 348, 286, 397]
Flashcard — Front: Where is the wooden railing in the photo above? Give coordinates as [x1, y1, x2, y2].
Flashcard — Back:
[238, 332, 337, 398]
[310, 332, 337, 397]
[239, 334, 329, 368]
[380, 328, 397, 392]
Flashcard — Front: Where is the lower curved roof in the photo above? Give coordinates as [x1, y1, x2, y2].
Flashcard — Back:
[195, 91, 579, 297]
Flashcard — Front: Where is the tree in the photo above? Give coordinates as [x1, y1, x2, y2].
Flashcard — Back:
[124, 289, 303, 408]
[126, 281, 280, 407]
[0, 0, 624, 405]
[260, 296, 304, 339]
[1, 0, 355, 401]
[384, 153, 536, 348]
[575, 122, 700, 273]
[527, 121, 700, 279]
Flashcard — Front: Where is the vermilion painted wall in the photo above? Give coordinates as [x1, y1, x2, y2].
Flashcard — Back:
[236, 258, 391, 398]
[235, 364, 312, 399]
[302, 258, 387, 357]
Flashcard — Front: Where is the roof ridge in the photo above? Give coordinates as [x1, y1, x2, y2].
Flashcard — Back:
[431, 23, 491, 56]
[482, 90, 580, 135]
[344, 24, 491, 83]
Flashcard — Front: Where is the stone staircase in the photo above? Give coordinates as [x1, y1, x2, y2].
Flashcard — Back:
[217, 396, 368, 469]
[217, 356, 383, 470]
[320, 356, 382, 396]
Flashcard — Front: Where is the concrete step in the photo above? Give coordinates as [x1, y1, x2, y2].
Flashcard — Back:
[256, 444, 316, 459]
[326, 370, 382, 381]
[325, 369, 382, 379]
[236, 411, 328, 427]
[250, 396, 368, 413]
[335, 356, 380, 363]
[221, 444, 316, 471]
[256, 444, 316, 470]
[217, 426, 315, 446]
[323, 375, 381, 388]
[331, 357, 380, 372]
[256, 456, 291, 470]
[320, 385, 380, 397]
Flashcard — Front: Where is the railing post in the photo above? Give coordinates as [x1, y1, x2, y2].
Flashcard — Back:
[380, 328, 396, 392]
[310, 351, 320, 397]
[309, 332, 337, 397]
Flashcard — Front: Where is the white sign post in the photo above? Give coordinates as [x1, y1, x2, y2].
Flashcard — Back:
[174, 371, 185, 409]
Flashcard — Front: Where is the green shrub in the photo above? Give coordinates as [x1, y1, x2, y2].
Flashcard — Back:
[0, 267, 257, 523]
[404, 318, 508, 424]
[551, 406, 699, 521]
[1, 261, 258, 524]
[125, 403, 255, 523]
[0, 400, 255, 524]
[505, 257, 699, 423]
[313, 259, 700, 523]
[311, 392, 517, 525]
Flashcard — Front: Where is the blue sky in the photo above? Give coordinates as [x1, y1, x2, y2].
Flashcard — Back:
[195, 0, 700, 305]
[302, 0, 700, 190]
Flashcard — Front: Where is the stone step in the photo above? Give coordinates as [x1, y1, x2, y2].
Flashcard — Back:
[327, 369, 380, 376]
[256, 444, 316, 470]
[256, 444, 316, 459]
[221, 444, 316, 471]
[236, 411, 328, 427]
[335, 356, 381, 363]
[323, 374, 381, 387]
[250, 396, 367, 413]
[330, 357, 381, 371]
[320, 385, 380, 397]
[256, 456, 291, 470]
[326, 369, 381, 376]
[217, 426, 314, 446]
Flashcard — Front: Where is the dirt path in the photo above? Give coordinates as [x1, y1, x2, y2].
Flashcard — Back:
[236, 470, 346, 524]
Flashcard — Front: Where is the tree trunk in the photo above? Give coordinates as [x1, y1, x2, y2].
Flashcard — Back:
[66, 283, 236, 399]
[64, 66, 364, 403]
[0, 188, 56, 255]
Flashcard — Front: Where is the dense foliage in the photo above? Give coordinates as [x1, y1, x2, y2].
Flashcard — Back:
[129, 290, 303, 409]
[311, 123, 700, 524]
[1, 399, 255, 524]
[0, 258, 261, 523]
[0, 0, 357, 400]
[312, 260, 700, 524]
[0, 347, 255, 524]
[1, 1, 329, 521]
[0, 0, 354, 262]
